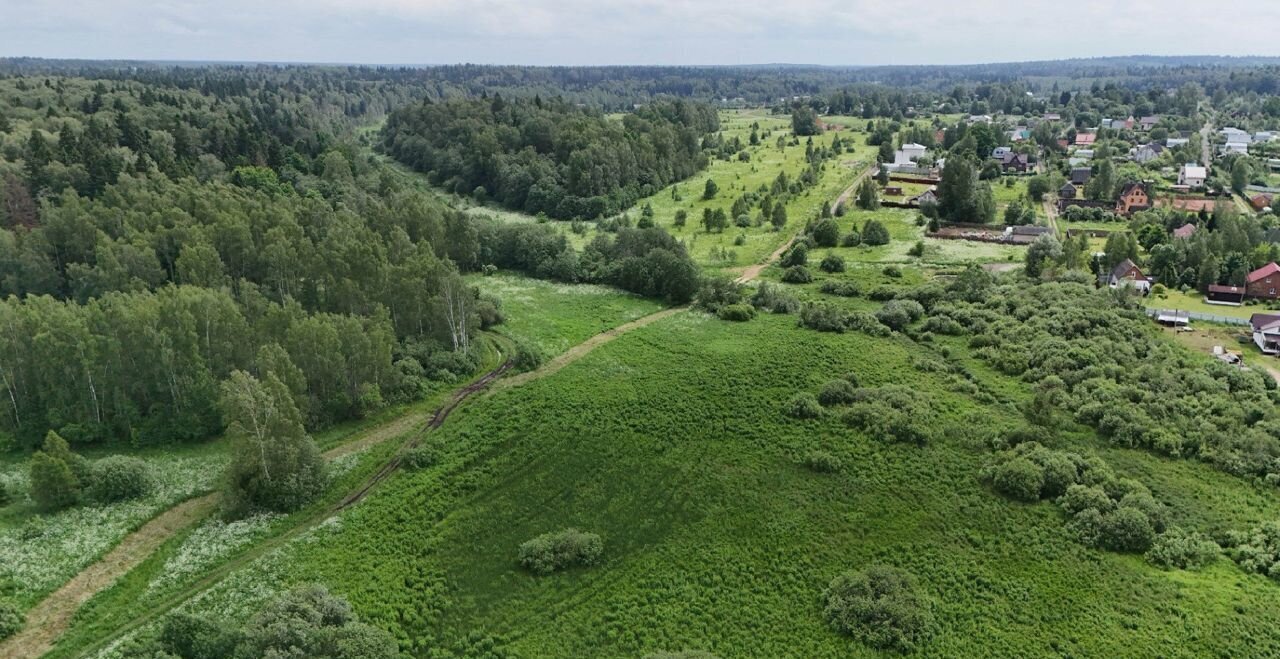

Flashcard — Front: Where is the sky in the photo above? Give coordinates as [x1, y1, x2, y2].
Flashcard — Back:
[2, 0, 1279, 66]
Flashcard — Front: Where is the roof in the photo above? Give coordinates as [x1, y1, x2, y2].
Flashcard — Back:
[1070, 167, 1092, 183]
[1002, 152, 1029, 165]
[1208, 284, 1243, 295]
[1251, 194, 1273, 210]
[1181, 164, 1207, 178]
[1060, 182, 1077, 193]
[1157, 310, 1190, 324]
[1074, 133, 1097, 145]
[1173, 223, 1197, 239]
[1247, 262, 1280, 283]
[1118, 182, 1148, 198]
[1110, 258, 1143, 281]
[1010, 225, 1051, 236]
[1140, 142, 1165, 153]
[1251, 313, 1280, 333]
[902, 143, 927, 151]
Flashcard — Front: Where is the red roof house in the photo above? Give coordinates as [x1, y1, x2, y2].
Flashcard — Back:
[1247, 262, 1280, 300]
[1075, 133, 1097, 146]
[1172, 223, 1197, 239]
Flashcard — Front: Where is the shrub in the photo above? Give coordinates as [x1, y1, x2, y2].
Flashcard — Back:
[1100, 506, 1157, 552]
[160, 612, 239, 659]
[811, 218, 841, 247]
[822, 565, 934, 653]
[513, 337, 547, 372]
[403, 444, 441, 470]
[819, 254, 846, 273]
[0, 600, 22, 640]
[717, 303, 756, 322]
[818, 379, 857, 407]
[518, 528, 604, 574]
[782, 266, 813, 284]
[1058, 484, 1113, 516]
[882, 265, 903, 278]
[1227, 521, 1280, 579]
[803, 451, 842, 473]
[785, 393, 823, 419]
[751, 282, 799, 314]
[867, 287, 897, 301]
[841, 231, 861, 247]
[0, 480, 9, 507]
[87, 456, 152, 503]
[798, 303, 847, 333]
[819, 281, 860, 297]
[1118, 491, 1167, 534]
[862, 220, 891, 245]
[1146, 528, 1219, 570]
[991, 457, 1044, 502]
[781, 243, 808, 267]
[29, 451, 80, 511]
[237, 585, 398, 659]
[875, 299, 924, 331]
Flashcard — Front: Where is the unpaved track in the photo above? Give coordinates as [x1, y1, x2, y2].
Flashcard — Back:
[0, 361, 507, 659]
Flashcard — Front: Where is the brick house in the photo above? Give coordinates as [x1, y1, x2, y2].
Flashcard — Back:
[1115, 182, 1151, 215]
[1246, 262, 1280, 300]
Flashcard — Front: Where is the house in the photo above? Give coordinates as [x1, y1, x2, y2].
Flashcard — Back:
[1223, 142, 1250, 156]
[1001, 151, 1031, 173]
[1251, 313, 1280, 354]
[1110, 117, 1135, 131]
[1246, 262, 1280, 300]
[1132, 143, 1165, 164]
[1043, 112, 1061, 121]
[1207, 284, 1246, 305]
[1156, 310, 1191, 327]
[1059, 182, 1078, 199]
[1070, 167, 1092, 185]
[1057, 138, 1071, 149]
[1250, 194, 1273, 212]
[1115, 182, 1151, 215]
[1179, 164, 1207, 187]
[1074, 149, 1095, 160]
[1139, 116, 1161, 131]
[1074, 132, 1097, 146]
[1255, 131, 1277, 143]
[911, 189, 938, 206]
[900, 143, 928, 161]
[1166, 138, 1190, 148]
[1109, 258, 1152, 293]
[1221, 127, 1251, 143]
[1172, 223, 1197, 239]
[968, 114, 993, 124]
[992, 146, 1013, 159]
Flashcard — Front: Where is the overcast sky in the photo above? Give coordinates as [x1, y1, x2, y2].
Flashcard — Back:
[2, 0, 1278, 66]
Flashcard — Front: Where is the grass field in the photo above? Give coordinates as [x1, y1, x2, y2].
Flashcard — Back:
[84, 307, 1280, 658]
[1144, 288, 1272, 320]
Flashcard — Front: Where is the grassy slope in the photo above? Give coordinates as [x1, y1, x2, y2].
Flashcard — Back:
[205, 311, 1280, 658]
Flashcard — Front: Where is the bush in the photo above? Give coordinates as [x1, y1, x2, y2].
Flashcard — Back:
[822, 565, 934, 653]
[29, 451, 80, 511]
[518, 528, 604, 575]
[513, 338, 547, 372]
[811, 218, 841, 247]
[160, 612, 239, 659]
[1058, 484, 1113, 516]
[0, 600, 22, 640]
[819, 281, 860, 297]
[785, 393, 823, 419]
[875, 299, 925, 331]
[87, 456, 152, 503]
[991, 457, 1045, 502]
[0, 480, 9, 507]
[1100, 506, 1157, 553]
[1146, 528, 1219, 570]
[780, 243, 808, 267]
[717, 303, 756, 322]
[781, 266, 813, 284]
[819, 254, 846, 273]
[237, 585, 399, 659]
[862, 220, 891, 245]
[817, 379, 857, 407]
[907, 240, 925, 257]
[798, 303, 847, 333]
[841, 231, 861, 247]
[803, 451, 842, 473]
[882, 265, 902, 278]
[751, 282, 800, 314]
[403, 443, 441, 470]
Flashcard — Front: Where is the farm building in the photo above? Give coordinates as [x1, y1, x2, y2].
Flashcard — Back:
[1074, 133, 1097, 146]
[1246, 262, 1280, 300]
[1251, 313, 1280, 354]
[1206, 284, 1245, 305]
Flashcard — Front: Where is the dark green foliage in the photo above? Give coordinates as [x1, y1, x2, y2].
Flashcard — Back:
[819, 280, 860, 297]
[222, 371, 327, 518]
[29, 450, 80, 511]
[840, 231, 861, 247]
[781, 266, 812, 284]
[780, 243, 808, 267]
[861, 220, 890, 245]
[822, 565, 934, 653]
[513, 337, 547, 372]
[159, 612, 239, 659]
[716, 304, 756, 322]
[819, 254, 846, 273]
[811, 218, 840, 247]
[235, 585, 400, 659]
[703, 179, 719, 200]
[854, 177, 879, 210]
[0, 600, 22, 640]
[841, 387, 932, 446]
[802, 451, 842, 473]
[1146, 528, 1219, 570]
[874, 299, 924, 331]
[791, 106, 820, 136]
[1227, 521, 1280, 580]
[991, 457, 1044, 502]
[817, 380, 857, 407]
[518, 528, 604, 575]
[86, 455, 152, 503]
[383, 97, 716, 219]
[907, 240, 925, 257]
[696, 277, 745, 314]
[403, 444, 442, 471]
[751, 282, 799, 314]
[784, 393, 823, 419]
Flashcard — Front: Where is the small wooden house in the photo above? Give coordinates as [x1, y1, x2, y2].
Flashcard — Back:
[1206, 284, 1245, 305]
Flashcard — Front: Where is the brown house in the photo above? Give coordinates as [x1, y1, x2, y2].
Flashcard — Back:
[1247, 262, 1280, 300]
[1001, 152, 1031, 173]
[1115, 182, 1151, 215]
[1207, 284, 1245, 305]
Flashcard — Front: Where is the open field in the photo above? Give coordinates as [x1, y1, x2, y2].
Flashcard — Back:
[1144, 288, 1276, 320]
[86, 309, 1280, 657]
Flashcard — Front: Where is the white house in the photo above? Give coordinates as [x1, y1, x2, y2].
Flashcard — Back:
[1179, 164, 1207, 187]
[900, 143, 928, 162]
[1223, 142, 1250, 156]
[1250, 313, 1280, 355]
[1132, 143, 1165, 164]
[1221, 127, 1251, 143]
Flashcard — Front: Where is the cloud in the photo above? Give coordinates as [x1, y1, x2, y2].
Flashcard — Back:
[0, 0, 1277, 65]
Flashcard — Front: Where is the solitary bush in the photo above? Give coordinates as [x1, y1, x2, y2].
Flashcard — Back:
[798, 303, 847, 333]
[803, 451, 842, 473]
[0, 600, 22, 640]
[818, 379, 857, 407]
[403, 444, 441, 470]
[1100, 506, 1157, 552]
[87, 456, 152, 503]
[717, 303, 756, 322]
[875, 299, 925, 331]
[237, 585, 399, 659]
[751, 282, 799, 314]
[29, 451, 80, 511]
[992, 457, 1045, 502]
[785, 393, 823, 419]
[882, 265, 903, 278]
[781, 243, 808, 267]
[862, 220, 891, 245]
[513, 337, 547, 372]
[782, 266, 813, 284]
[822, 565, 934, 653]
[819, 280, 860, 297]
[518, 528, 604, 574]
[841, 231, 861, 247]
[1146, 528, 1219, 570]
[160, 612, 239, 659]
[819, 254, 846, 273]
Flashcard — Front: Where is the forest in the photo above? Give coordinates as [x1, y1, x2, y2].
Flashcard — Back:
[381, 96, 719, 219]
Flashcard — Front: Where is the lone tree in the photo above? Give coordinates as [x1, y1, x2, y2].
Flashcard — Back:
[791, 106, 821, 136]
[221, 370, 326, 518]
[855, 178, 880, 210]
[702, 178, 719, 200]
[28, 431, 86, 511]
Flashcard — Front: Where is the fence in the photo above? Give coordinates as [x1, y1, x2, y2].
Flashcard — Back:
[1144, 307, 1250, 326]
